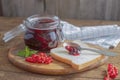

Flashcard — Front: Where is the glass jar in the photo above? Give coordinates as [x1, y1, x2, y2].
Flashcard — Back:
[3, 14, 64, 52]
[24, 15, 64, 52]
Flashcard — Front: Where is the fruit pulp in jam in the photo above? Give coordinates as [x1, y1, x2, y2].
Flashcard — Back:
[24, 19, 59, 52]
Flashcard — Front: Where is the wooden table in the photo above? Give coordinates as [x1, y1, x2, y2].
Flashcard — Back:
[0, 17, 120, 80]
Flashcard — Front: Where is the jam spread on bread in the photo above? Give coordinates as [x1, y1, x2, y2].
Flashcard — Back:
[65, 46, 80, 56]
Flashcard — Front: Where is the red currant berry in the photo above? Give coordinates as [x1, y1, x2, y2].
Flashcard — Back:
[26, 57, 36, 63]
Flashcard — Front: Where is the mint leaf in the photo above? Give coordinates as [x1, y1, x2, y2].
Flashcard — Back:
[17, 50, 25, 57]
[25, 46, 30, 57]
[29, 50, 37, 56]
[17, 46, 38, 57]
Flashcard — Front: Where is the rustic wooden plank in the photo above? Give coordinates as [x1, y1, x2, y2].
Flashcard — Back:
[45, 0, 59, 16]
[46, 0, 80, 19]
[46, 0, 106, 20]
[1, 0, 44, 17]
[0, 70, 105, 80]
[0, 0, 2, 16]
[1, 0, 120, 20]
[46, 0, 120, 20]
[0, 71, 61, 80]
[59, 0, 81, 19]
[105, 0, 120, 20]
[79, 0, 106, 20]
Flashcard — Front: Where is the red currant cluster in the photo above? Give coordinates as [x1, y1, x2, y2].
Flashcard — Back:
[25, 52, 53, 64]
[104, 63, 118, 80]
[65, 46, 80, 56]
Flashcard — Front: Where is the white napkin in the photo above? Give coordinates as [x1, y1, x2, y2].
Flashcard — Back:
[61, 21, 120, 49]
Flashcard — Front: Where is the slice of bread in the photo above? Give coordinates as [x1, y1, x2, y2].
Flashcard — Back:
[50, 40, 104, 70]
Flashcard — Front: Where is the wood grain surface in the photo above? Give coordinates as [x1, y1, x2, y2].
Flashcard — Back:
[0, 17, 120, 80]
[1, 0, 120, 20]
[46, 0, 120, 20]
[0, 0, 2, 16]
[1, 0, 44, 17]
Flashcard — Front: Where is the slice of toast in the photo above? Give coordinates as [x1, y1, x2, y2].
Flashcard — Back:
[50, 40, 104, 70]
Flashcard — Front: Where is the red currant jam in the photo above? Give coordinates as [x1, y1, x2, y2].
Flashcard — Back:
[65, 46, 80, 56]
[24, 18, 59, 52]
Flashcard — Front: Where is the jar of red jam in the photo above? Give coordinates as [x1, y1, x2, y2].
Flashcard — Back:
[23, 15, 64, 52]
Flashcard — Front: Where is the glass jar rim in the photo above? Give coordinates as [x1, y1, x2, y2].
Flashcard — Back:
[25, 14, 60, 30]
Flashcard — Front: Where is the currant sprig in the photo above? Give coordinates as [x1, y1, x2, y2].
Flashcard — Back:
[25, 52, 53, 64]
[104, 63, 118, 80]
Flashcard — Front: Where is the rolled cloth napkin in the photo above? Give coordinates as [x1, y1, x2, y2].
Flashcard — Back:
[61, 21, 120, 49]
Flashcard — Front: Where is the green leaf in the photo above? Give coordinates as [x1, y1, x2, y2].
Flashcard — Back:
[17, 50, 25, 57]
[29, 50, 37, 56]
[25, 46, 30, 57]
[17, 46, 38, 57]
